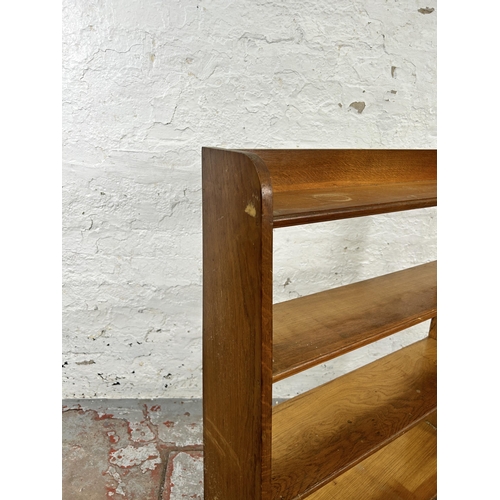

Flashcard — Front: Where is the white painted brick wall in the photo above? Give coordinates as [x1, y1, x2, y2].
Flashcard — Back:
[62, 0, 436, 398]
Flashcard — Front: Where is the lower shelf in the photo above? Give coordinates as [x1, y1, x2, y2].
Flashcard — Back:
[306, 412, 437, 500]
[272, 337, 437, 500]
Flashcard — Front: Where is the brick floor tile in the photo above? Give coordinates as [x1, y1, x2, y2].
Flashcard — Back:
[163, 451, 204, 500]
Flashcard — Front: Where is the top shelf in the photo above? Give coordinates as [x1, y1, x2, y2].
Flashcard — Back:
[230, 148, 437, 227]
[272, 180, 436, 227]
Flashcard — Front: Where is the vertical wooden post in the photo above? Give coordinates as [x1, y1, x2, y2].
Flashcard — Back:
[202, 148, 273, 500]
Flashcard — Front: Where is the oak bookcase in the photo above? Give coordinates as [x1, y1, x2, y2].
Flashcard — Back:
[202, 148, 437, 500]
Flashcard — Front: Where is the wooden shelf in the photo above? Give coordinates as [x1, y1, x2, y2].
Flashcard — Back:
[271, 338, 437, 500]
[306, 412, 437, 500]
[273, 261, 437, 382]
[273, 180, 436, 227]
[242, 148, 437, 228]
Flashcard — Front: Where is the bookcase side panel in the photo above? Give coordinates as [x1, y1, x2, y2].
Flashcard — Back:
[202, 148, 273, 500]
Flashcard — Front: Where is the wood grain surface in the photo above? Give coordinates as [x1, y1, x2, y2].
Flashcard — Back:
[429, 316, 437, 339]
[272, 180, 436, 227]
[244, 149, 437, 191]
[240, 149, 437, 227]
[202, 148, 274, 500]
[306, 412, 437, 500]
[272, 338, 437, 500]
[273, 261, 437, 382]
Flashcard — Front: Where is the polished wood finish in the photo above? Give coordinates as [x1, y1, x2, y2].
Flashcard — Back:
[244, 149, 437, 227]
[306, 412, 437, 500]
[272, 181, 436, 227]
[245, 149, 437, 191]
[429, 316, 437, 339]
[202, 148, 273, 499]
[272, 338, 437, 500]
[202, 148, 437, 500]
[273, 261, 437, 382]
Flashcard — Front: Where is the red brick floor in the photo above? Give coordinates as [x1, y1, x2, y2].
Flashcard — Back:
[62, 399, 203, 499]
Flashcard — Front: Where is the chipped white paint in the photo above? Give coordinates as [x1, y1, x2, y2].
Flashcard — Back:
[156, 416, 203, 448]
[169, 452, 204, 500]
[62, 0, 436, 398]
[148, 400, 203, 446]
[109, 443, 162, 473]
[128, 421, 156, 443]
[106, 466, 126, 496]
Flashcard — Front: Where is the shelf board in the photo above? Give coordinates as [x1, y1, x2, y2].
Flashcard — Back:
[271, 337, 437, 500]
[305, 412, 437, 500]
[273, 180, 436, 227]
[273, 261, 437, 382]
